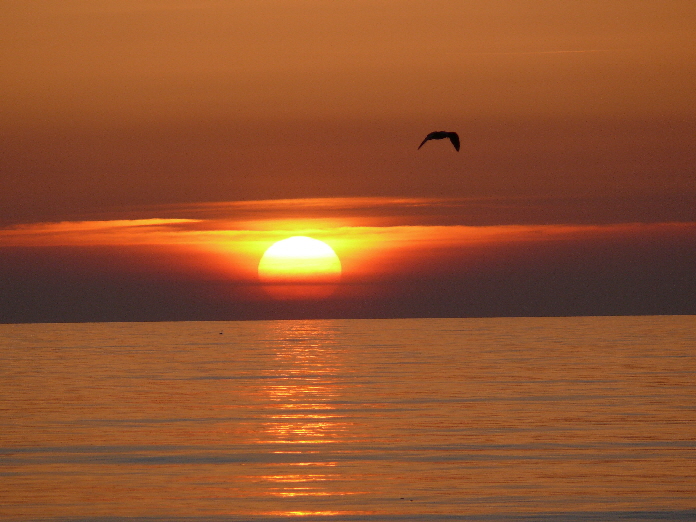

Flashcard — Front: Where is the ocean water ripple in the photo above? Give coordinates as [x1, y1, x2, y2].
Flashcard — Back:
[1, 316, 694, 520]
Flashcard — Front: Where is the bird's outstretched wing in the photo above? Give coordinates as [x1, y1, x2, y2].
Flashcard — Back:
[448, 132, 460, 151]
[417, 136, 433, 149]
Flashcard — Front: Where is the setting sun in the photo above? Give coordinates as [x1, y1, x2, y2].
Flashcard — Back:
[258, 237, 341, 299]
[258, 236, 341, 283]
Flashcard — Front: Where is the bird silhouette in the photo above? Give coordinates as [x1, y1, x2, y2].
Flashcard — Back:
[417, 131, 460, 151]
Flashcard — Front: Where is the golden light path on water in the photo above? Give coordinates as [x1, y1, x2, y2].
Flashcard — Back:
[257, 321, 362, 516]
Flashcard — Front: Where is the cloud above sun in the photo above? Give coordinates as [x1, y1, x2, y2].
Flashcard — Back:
[2, 197, 695, 318]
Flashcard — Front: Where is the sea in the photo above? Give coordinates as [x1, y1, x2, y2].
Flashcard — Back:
[1, 316, 695, 521]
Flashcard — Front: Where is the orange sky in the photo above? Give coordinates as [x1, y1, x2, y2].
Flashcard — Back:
[3, 1, 695, 125]
[2, 1, 695, 223]
[0, 2, 694, 321]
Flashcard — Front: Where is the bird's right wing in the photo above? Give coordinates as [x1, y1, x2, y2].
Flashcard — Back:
[449, 133, 460, 152]
[417, 137, 431, 149]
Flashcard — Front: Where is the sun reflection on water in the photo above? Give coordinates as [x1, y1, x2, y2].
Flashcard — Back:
[258, 321, 354, 505]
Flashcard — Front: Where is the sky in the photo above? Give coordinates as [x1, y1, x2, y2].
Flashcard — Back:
[1, 1, 695, 322]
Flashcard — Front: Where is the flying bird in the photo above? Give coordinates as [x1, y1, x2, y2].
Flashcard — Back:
[418, 131, 460, 151]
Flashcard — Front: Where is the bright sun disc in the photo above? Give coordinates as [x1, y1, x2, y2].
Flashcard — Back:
[258, 236, 341, 288]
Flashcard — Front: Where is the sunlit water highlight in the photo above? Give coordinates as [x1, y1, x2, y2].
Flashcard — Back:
[1, 316, 695, 521]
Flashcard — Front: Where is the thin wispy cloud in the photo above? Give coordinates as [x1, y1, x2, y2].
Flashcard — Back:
[471, 49, 625, 55]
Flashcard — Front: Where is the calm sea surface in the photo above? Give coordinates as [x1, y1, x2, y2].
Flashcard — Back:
[1, 316, 695, 521]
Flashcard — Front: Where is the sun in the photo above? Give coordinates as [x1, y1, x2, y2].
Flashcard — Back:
[258, 236, 341, 283]
[258, 237, 341, 298]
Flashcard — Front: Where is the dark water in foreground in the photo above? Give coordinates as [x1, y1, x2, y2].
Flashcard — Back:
[1, 316, 695, 521]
